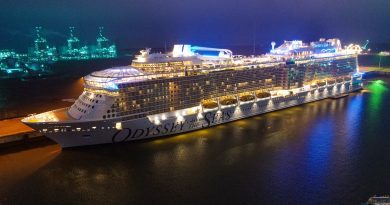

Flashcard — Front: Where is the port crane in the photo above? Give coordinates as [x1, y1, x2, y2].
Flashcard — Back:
[361, 40, 369, 51]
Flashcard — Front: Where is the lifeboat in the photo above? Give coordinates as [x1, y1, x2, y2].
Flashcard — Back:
[255, 92, 271, 99]
[317, 81, 326, 87]
[202, 100, 218, 109]
[239, 94, 255, 102]
[327, 79, 335, 85]
[220, 97, 238, 106]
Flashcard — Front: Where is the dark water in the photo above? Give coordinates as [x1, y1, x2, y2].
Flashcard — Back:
[359, 54, 390, 68]
[1, 78, 390, 205]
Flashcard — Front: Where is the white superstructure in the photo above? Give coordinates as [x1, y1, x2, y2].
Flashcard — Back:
[22, 38, 363, 148]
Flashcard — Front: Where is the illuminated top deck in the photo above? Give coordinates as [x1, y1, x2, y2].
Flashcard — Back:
[83, 38, 360, 91]
[90, 66, 145, 79]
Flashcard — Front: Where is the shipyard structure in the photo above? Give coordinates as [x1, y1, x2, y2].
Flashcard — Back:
[23, 38, 363, 148]
[0, 27, 117, 77]
[4, 26, 117, 63]
[59, 27, 117, 60]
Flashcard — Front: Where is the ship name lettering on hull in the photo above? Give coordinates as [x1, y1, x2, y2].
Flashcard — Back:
[112, 110, 237, 143]
[112, 117, 199, 143]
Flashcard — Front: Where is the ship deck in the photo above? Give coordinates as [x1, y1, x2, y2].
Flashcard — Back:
[22, 108, 75, 123]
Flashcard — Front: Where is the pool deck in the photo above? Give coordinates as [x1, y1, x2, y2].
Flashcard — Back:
[0, 117, 43, 145]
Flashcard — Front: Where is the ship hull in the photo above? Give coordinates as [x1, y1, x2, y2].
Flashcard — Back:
[23, 82, 362, 148]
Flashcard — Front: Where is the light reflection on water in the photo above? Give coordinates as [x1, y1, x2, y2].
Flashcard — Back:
[0, 78, 390, 205]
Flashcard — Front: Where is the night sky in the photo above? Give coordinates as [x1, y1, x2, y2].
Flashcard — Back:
[1, 0, 390, 52]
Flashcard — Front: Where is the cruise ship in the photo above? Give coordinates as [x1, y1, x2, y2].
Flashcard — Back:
[22, 38, 363, 148]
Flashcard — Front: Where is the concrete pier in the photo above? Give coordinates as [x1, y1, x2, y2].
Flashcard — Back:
[0, 117, 44, 145]
[360, 66, 390, 76]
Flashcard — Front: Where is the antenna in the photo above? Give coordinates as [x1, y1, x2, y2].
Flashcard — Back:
[69, 26, 75, 37]
[271, 41, 276, 51]
[35, 26, 42, 38]
[252, 23, 256, 55]
[362, 40, 369, 50]
[98, 26, 104, 37]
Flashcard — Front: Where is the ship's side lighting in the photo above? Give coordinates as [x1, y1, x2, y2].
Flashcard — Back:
[115, 122, 122, 130]
[191, 107, 200, 113]
[161, 114, 167, 120]
[154, 117, 161, 125]
[252, 102, 258, 108]
[177, 115, 184, 122]
[175, 111, 185, 121]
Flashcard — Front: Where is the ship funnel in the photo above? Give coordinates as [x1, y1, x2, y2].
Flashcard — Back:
[271, 41, 276, 51]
